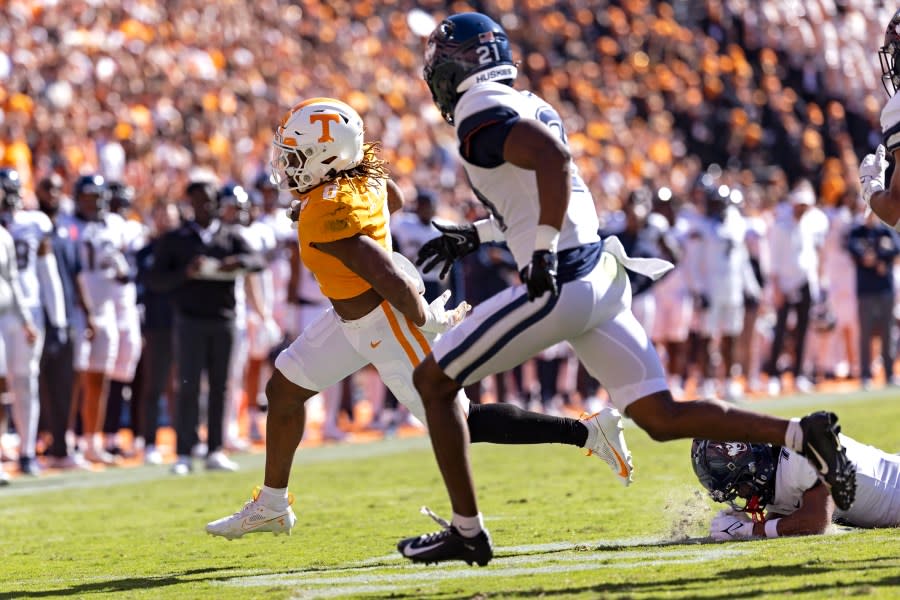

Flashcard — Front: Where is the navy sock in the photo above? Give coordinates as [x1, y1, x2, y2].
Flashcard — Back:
[467, 402, 588, 447]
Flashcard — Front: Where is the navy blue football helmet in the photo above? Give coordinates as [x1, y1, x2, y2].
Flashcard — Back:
[423, 12, 517, 124]
[217, 183, 250, 224]
[73, 174, 108, 218]
[691, 439, 777, 516]
[0, 168, 22, 210]
[880, 9, 900, 95]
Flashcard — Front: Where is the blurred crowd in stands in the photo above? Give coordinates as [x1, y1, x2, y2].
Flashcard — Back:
[1, 0, 898, 481]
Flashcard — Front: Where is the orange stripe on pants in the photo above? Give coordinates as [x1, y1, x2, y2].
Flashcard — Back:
[405, 317, 431, 357]
[380, 301, 420, 366]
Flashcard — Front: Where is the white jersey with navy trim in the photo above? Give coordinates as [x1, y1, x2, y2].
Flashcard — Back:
[453, 82, 601, 270]
[4, 210, 53, 309]
[64, 212, 128, 310]
[770, 436, 900, 528]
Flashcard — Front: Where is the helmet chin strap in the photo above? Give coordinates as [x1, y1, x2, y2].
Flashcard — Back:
[744, 495, 766, 522]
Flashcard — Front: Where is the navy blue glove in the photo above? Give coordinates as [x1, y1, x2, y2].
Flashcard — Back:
[416, 222, 480, 279]
[521, 250, 558, 301]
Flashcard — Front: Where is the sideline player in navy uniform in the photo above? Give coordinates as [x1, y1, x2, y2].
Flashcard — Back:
[399, 12, 857, 566]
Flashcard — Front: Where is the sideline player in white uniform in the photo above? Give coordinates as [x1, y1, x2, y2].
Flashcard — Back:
[64, 174, 128, 465]
[693, 438, 900, 538]
[102, 181, 146, 454]
[689, 182, 760, 400]
[0, 169, 59, 475]
[650, 189, 694, 398]
[402, 12, 856, 565]
[206, 97, 632, 542]
[813, 194, 859, 380]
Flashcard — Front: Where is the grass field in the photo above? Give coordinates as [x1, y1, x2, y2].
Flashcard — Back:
[2, 389, 899, 599]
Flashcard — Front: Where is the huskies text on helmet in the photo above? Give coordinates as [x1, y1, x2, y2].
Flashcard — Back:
[272, 97, 365, 194]
[423, 12, 517, 124]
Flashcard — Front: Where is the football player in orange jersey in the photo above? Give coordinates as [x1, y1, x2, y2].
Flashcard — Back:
[206, 97, 632, 541]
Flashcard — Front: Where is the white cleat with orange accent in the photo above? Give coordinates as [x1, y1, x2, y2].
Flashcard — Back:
[206, 486, 297, 540]
[581, 407, 634, 487]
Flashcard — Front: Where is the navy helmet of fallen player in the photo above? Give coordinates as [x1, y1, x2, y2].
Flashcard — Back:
[423, 12, 517, 124]
[692, 439, 778, 518]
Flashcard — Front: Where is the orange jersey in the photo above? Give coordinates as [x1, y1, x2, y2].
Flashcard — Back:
[295, 176, 391, 300]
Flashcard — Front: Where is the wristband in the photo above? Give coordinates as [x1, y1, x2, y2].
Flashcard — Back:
[764, 518, 780, 538]
[534, 225, 560, 253]
[474, 218, 503, 244]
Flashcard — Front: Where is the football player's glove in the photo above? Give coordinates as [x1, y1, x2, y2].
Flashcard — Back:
[416, 222, 480, 279]
[859, 145, 889, 206]
[709, 510, 754, 541]
[418, 289, 471, 334]
[520, 250, 559, 301]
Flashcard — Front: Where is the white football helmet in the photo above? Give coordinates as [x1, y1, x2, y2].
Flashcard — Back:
[272, 97, 365, 193]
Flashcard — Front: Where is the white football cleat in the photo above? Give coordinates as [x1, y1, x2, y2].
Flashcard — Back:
[206, 486, 297, 540]
[581, 407, 634, 486]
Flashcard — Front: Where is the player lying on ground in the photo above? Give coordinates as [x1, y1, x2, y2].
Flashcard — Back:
[205, 97, 633, 541]
[398, 11, 856, 567]
[693, 438, 900, 540]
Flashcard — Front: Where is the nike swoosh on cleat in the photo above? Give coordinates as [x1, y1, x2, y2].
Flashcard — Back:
[808, 445, 829, 476]
[240, 515, 289, 531]
[611, 448, 630, 479]
[403, 541, 444, 556]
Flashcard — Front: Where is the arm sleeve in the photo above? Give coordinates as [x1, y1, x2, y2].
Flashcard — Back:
[37, 251, 67, 328]
[474, 217, 506, 243]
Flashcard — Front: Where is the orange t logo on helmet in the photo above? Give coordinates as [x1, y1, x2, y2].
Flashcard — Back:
[309, 113, 340, 142]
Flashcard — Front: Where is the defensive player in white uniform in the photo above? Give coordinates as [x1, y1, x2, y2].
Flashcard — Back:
[0, 169, 58, 475]
[64, 174, 128, 465]
[860, 9, 900, 232]
[402, 12, 857, 566]
[693, 438, 900, 538]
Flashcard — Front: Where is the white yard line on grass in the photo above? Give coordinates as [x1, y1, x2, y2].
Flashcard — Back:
[214, 543, 749, 599]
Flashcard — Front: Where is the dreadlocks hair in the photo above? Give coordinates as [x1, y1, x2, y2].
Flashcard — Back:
[337, 142, 389, 184]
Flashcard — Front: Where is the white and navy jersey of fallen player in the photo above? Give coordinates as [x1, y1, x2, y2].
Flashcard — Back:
[770, 435, 900, 528]
[453, 81, 602, 276]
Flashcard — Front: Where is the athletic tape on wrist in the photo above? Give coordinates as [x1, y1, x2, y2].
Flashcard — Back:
[764, 518, 780, 538]
[534, 225, 560, 253]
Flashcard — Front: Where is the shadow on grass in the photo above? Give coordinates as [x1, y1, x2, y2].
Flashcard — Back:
[1, 567, 239, 599]
[491, 565, 898, 600]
